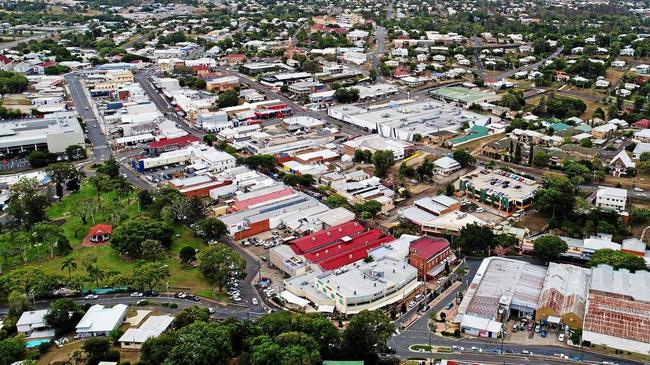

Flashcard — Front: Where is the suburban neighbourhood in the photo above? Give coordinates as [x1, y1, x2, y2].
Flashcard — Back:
[1, 0, 650, 365]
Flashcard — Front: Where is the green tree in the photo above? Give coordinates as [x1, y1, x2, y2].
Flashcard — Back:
[6, 177, 50, 228]
[445, 183, 455, 196]
[32, 222, 70, 258]
[65, 144, 86, 161]
[44, 298, 84, 335]
[588, 249, 646, 271]
[455, 223, 495, 255]
[0, 337, 25, 365]
[164, 321, 233, 365]
[334, 87, 360, 103]
[179, 246, 197, 264]
[173, 306, 211, 329]
[141, 332, 177, 365]
[197, 245, 246, 290]
[110, 217, 173, 258]
[83, 337, 119, 365]
[532, 151, 550, 167]
[452, 149, 475, 167]
[27, 150, 57, 168]
[140, 239, 164, 261]
[341, 310, 395, 364]
[131, 262, 170, 292]
[218, 89, 239, 108]
[86, 262, 105, 288]
[534, 174, 576, 218]
[60, 256, 77, 282]
[398, 162, 415, 178]
[203, 134, 217, 146]
[194, 217, 227, 242]
[96, 156, 121, 179]
[372, 150, 395, 178]
[325, 194, 349, 208]
[533, 235, 568, 263]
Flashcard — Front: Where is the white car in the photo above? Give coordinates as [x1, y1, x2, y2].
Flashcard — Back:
[130, 292, 144, 297]
[252, 298, 259, 305]
[475, 207, 485, 213]
[84, 294, 99, 300]
[558, 334, 566, 342]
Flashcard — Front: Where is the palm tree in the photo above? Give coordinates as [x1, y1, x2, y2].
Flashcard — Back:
[86, 263, 105, 289]
[61, 257, 77, 282]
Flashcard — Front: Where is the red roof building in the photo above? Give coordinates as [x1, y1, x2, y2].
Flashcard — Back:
[289, 222, 393, 271]
[633, 119, 650, 129]
[408, 236, 454, 279]
[305, 229, 394, 271]
[147, 135, 200, 154]
[290, 221, 366, 254]
[221, 53, 247, 65]
[88, 224, 113, 243]
[229, 187, 295, 212]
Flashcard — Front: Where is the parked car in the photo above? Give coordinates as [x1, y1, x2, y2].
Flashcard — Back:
[558, 333, 566, 342]
[84, 294, 99, 300]
[252, 298, 259, 305]
[534, 324, 541, 333]
[130, 292, 144, 297]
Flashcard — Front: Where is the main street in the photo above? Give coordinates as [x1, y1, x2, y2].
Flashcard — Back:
[64, 73, 111, 162]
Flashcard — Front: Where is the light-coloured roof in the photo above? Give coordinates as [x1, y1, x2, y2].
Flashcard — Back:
[458, 257, 547, 320]
[16, 309, 48, 328]
[538, 263, 591, 318]
[596, 186, 627, 199]
[76, 304, 128, 334]
[434, 156, 461, 170]
[590, 265, 650, 301]
[118, 315, 174, 344]
[622, 238, 647, 253]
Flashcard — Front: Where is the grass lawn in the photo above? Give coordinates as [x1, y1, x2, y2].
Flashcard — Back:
[17, 183, 226, 301]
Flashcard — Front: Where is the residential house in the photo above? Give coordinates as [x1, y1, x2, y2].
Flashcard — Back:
[76, 304, 128, 337]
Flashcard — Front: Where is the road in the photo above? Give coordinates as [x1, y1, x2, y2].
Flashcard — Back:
[370, 25, 387, 81]
[0, 294, 267, 321]
[134, 70, 204, 139]
[389, 257, 643, 365]
[0, 26, 83, 50]
[494, 47, 564, 80]
[64, 74, 111, 162]
[65, 73, 151, 190]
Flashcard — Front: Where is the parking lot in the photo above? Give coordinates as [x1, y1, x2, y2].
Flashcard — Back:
[507, 318, 573, 347]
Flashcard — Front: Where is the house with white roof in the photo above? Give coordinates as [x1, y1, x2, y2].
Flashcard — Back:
[17, 309, 55, 339]
[433, 156, 461, 176]
[119, 315, 174, 349]
[76, 304, 128, 337]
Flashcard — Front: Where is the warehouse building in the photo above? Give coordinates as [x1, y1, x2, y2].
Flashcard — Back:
[0, 111, 84, 153]
[455, 257, 547, 338]
[535, 263, 591, 330]
[582, 265, 650, 355]
[328, 100, 494, 141]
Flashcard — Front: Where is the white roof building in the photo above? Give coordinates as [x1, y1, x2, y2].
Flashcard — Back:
[433, 156, 461, 175]
[16, 309, 54, 339]
[76, 304, 128, 337]
[119, 315, 175, 349]
[595, 186, 627, 212]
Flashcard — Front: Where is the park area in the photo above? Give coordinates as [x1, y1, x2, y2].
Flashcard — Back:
[7, 179, 225, 301]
